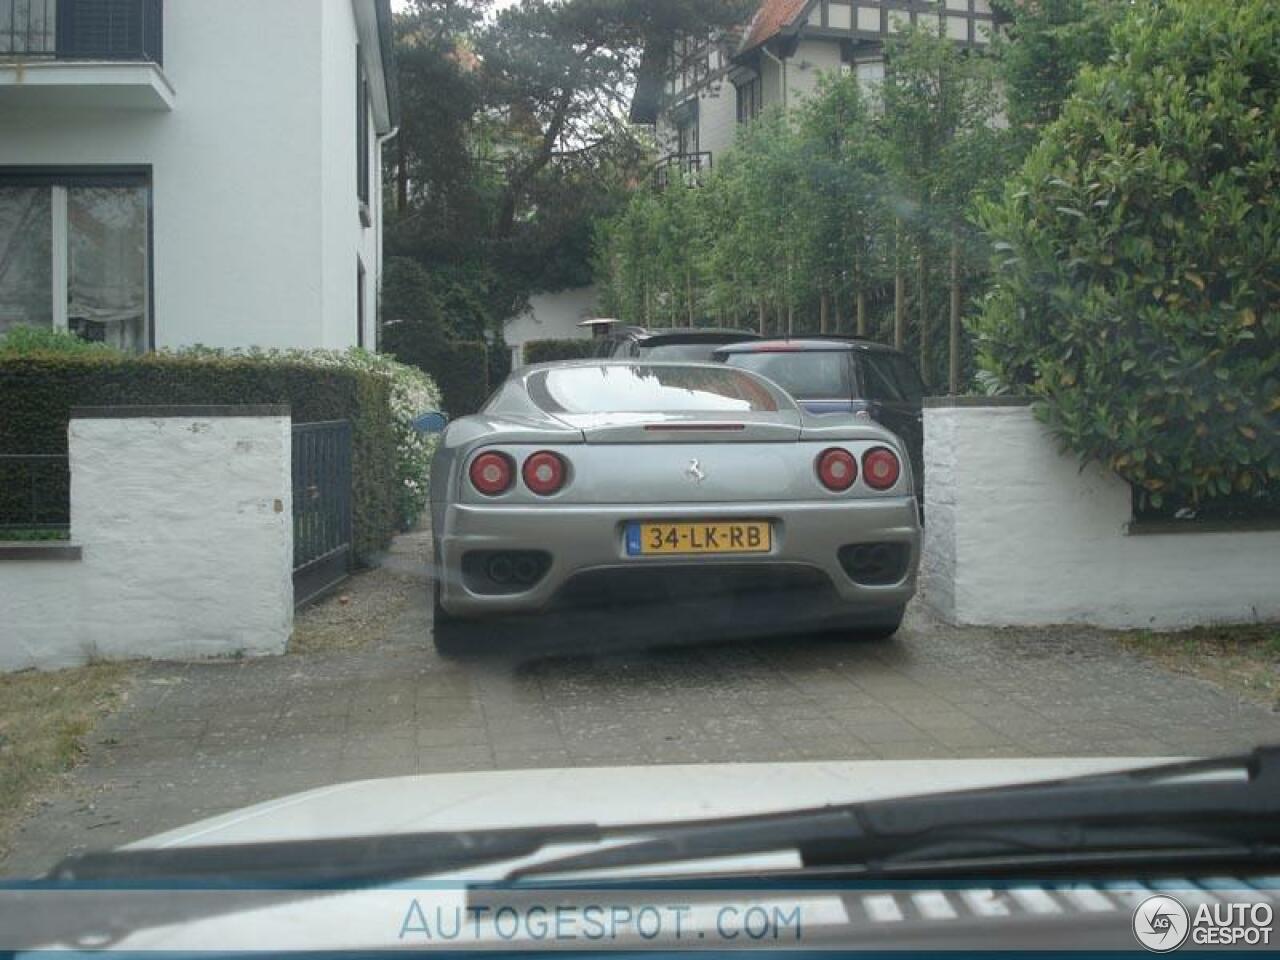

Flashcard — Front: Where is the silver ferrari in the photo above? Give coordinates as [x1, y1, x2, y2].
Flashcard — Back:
[428, 362, 921, 655]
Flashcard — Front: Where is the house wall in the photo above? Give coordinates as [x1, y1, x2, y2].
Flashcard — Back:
[922, 402, 1280, 630]
[752, 37, 842, 114]
[319, 0, 383, 351]
[698, 81, 740, 163]
[505, 285, 599, 368]
[787, 37, 845, 105]
[0, 0, 380, 352]
[0, 409, 293, 673]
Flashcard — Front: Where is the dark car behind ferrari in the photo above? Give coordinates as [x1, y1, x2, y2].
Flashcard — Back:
[715, 338, 927, 498]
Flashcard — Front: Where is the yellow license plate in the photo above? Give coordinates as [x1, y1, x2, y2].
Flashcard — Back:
[626, 521, 772, 557]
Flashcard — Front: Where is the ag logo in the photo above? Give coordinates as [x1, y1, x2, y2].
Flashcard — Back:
[1133, 895, 1191, 953]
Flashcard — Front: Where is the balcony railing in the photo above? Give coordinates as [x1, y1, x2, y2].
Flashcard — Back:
[0, 0, 162, 63]
[654, 151, 714, 190]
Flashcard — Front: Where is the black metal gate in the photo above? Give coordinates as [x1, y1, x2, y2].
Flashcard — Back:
[0, 455, 71, 534]
[292, 421, 353, 606]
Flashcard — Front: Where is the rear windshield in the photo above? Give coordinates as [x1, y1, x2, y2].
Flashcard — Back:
[533, 365, 780, 414]
[721, 351, 851, 400]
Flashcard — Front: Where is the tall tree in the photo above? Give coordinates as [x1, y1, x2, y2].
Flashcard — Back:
[877, 25, 1007, 389]
[478, 0, 752, 240]
[386, 0, 750, 345]
[797, 74, 882, 338]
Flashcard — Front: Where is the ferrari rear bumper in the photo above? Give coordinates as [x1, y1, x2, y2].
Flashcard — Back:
[436, 497, 920, 622]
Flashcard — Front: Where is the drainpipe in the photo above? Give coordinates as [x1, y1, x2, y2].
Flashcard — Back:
[761, 45, 787, 111]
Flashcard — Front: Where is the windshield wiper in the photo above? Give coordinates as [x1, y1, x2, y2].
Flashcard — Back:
[41, 750, 1278, 890]
[5, 825, 610, 951]
[40, 750, 1279, 889]
[45, 823, 604, 887]
[506, 748, 1280, 883]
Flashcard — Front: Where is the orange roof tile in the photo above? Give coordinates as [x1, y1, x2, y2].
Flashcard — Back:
[741, 0, 810, 53]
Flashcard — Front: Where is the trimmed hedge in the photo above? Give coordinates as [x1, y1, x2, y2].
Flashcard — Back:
[488, 338, 513, 391]
[383, 333, 491, 418]
[523, 338, 597, 365]
[0, 352, 398, 562]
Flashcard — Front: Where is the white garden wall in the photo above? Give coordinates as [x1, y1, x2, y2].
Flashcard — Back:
[0, 408, 293, 673]
[923, 401, 1280, 630]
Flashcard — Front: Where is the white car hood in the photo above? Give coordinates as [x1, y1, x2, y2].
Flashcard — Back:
[136, 758, 1166, 851]
[15, 758, 1212, 954]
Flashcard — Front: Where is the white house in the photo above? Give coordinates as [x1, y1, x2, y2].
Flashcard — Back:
[504, 285, 599, 369]
[632, 0, 999, 179]
[0, 0, 398, 352]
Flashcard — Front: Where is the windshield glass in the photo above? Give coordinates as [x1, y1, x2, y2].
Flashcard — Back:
[533, 364, 780, 413]
[723, 351, 852, 400]
[3, 0, 1277, 949]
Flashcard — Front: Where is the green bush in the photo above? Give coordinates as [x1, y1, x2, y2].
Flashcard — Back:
[488, 337, 513, 390]
[0, 342, 440, 560]
[522, 339, 597, 365]
[973, 0, 1280, 513]
[382, 332, 490, 417]
[0, 326, 120, 357]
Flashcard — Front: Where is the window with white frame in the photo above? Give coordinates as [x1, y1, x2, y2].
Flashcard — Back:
[0, 170, 151, 352]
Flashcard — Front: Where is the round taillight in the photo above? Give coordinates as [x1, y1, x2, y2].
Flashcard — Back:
[863, 447, 901, 491]
[469, 452, 515, 497]
[817, 448, 858, 492]
[522, 451, 568, 496]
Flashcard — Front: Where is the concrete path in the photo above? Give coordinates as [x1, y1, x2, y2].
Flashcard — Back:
[5, 532, 1278, 877]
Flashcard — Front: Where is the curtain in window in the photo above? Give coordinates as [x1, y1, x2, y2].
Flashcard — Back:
[0, 187, 53, 334]
[67, 186, 147, 352]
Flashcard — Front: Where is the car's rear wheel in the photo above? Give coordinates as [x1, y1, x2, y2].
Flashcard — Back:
[432, 596, 478, 658]
[848, 604, 907, 642]
[431, 543, 474, 658]
[432, 578, 486, 660]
